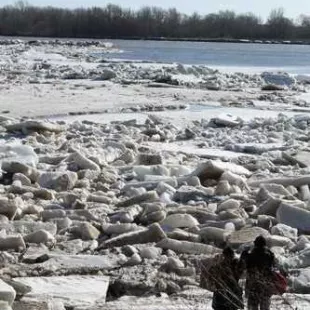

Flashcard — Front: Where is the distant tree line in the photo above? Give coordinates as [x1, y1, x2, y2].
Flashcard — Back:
[1, 2, 310, 40]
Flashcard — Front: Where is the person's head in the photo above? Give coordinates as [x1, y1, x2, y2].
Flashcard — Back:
[254, 235, 267, 248]
[223, 246, 234, 260]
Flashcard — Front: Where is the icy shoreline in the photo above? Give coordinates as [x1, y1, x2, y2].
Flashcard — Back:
[0, 39, 310, 309]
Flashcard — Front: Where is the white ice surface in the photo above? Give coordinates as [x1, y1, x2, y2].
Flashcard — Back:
[16, 275, 109, 308]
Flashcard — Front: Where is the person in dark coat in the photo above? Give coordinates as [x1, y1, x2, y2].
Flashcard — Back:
[211, 246, 244, 310]
[243, 236, 275, 310]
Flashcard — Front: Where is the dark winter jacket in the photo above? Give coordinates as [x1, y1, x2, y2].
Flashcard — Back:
[245, 246, 275, 275]
[211, 257, 244, 310]
[243, 246, 275, 295]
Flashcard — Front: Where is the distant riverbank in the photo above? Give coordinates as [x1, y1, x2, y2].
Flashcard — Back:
[2, 34, 310, 46]
[104, 37, 310, 46]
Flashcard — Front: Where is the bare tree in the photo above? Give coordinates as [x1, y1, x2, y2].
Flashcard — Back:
[0, 4, 308, 40]
[267, 8, 294, 39]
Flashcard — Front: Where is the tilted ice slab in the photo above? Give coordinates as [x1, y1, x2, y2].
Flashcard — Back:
[277, 203, 310, 233]
[0, 143, 38, 170]
[261, 72, 296, 86]
[38, 254, 119, 271]
[146, 141, 253, 160]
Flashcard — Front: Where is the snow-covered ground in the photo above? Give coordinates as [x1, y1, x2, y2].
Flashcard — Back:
[1, 39, 310, 310]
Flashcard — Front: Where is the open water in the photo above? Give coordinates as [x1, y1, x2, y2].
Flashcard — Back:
[101, 40, 310, 74]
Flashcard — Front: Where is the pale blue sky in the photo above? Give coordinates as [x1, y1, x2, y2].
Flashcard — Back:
[0, 0, 309, 19]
